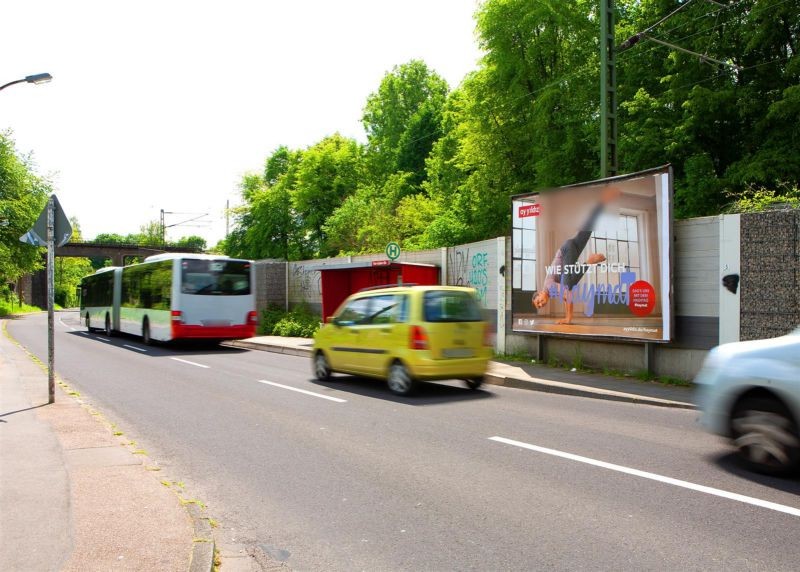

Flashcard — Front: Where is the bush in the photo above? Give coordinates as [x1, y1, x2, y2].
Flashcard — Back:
[258, 304, 286, 335]
[259, 303, 321, 338]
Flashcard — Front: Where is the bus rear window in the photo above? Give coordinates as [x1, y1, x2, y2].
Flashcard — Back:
[181, 260, 251, 296]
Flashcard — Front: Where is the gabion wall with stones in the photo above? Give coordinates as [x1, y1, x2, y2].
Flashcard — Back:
[254, 260, 288, 313]
[739, 210, 800, 341]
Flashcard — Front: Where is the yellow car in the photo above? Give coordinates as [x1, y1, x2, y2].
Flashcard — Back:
[312, 285, 492, 395]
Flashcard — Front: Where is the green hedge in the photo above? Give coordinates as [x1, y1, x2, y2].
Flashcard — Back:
[258, 303, 321, 338]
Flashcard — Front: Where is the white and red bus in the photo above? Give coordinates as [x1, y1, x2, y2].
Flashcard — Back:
[79, 253, 257, 343]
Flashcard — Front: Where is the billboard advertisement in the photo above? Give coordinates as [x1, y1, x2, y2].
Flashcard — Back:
[511, 166, 673, 342]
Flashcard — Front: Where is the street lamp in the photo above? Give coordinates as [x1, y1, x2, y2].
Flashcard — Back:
[0, 72, 53, 92]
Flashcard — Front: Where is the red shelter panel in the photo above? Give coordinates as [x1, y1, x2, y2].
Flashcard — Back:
[314, 262, 440, 322]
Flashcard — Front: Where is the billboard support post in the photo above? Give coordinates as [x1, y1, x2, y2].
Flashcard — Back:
[644, 342, 655, 375]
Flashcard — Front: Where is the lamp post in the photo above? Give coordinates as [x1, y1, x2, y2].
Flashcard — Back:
[0, 72, 53, 92]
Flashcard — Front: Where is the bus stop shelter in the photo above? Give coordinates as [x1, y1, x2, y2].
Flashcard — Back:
[309, 261, 440, 320]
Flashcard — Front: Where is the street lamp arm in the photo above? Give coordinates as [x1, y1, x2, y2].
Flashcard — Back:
[0, 79, 26, 92]
[0, 73, 53, 92]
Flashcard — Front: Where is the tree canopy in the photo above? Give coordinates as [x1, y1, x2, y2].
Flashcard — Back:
[0, 131, 50, 285]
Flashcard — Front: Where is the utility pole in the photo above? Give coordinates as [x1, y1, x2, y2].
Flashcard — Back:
[599, 0, 617, 178]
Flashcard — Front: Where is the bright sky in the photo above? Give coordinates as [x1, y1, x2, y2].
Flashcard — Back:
[2, 0, 484, 247]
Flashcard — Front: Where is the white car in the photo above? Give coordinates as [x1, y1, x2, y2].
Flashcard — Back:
[694, 328, 800, 476]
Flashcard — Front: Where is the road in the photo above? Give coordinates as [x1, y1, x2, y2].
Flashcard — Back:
[9, 310, 800, 571]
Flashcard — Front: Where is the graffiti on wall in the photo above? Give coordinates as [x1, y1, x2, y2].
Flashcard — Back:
[291, 264, 321, 302]
[448, 247, 490, 304]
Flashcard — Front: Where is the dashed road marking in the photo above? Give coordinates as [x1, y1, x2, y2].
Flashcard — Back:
[257, 379, 347, 403]
[170, 357, 210, 369]
[124, 345, 148, 352]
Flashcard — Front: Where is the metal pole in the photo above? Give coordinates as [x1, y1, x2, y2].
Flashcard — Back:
[47, 196, 55, 403]
[599, 0, 618, 178]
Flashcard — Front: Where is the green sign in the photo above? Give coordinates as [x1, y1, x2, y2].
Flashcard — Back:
[386, 242, 401, 261]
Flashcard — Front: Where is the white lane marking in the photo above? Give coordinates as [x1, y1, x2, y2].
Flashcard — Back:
[94, 337, 112, 343]
[170, 357, 210, 369]
[124, 345, 148, 353]
[59, 316, 76, 331]
[78, 331, 90, 336]
[489, 436, 800, 518]
[257, 380, 347, 403]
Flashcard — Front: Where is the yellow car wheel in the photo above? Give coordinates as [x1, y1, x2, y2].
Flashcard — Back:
[464, 377, 483, 390]
[387, 362, 415, 396]
[314, 351, 332, 381]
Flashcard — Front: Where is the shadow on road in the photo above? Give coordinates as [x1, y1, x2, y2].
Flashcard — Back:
[709, 451, 800, 491]
[308, 374, 497, 406]
[65, 329, 250, 357]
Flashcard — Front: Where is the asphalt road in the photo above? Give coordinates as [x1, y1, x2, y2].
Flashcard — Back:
[9, 310, 800, 571]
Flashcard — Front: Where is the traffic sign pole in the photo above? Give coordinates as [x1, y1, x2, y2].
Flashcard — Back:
[47, 196, 55, 403]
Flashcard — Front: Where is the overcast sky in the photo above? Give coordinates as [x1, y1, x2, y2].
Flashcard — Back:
[2, 0, 484, 246]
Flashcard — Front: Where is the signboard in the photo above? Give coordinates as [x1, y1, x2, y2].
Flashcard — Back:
[19, 194, 72, 247]
[510, 166, 673, 342]
[385, 242, 401, 261]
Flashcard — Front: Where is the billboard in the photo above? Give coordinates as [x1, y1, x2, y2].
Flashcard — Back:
[511, 166, 673, 342]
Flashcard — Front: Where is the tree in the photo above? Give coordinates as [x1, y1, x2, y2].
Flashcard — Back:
[291, 134, 363, 257]
[0, 131, 50, 288]
[54, 218, 93, 307]
[226, 147, 309, 261]
[362, 60, 449, 185]
[173, 235, 206, 252]
[616, 0, 800, 217]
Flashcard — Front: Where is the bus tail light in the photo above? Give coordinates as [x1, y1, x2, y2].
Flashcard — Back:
[171, 310, 183, 323]
[410, 326, 429, 350]
[483, 323, 492, 346]
[247, 311, 258, 326]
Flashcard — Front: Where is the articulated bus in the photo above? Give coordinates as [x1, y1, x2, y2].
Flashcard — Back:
[79, 253, 257, 343]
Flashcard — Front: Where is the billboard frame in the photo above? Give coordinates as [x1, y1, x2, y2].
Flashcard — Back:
[510, 165, 674, 343]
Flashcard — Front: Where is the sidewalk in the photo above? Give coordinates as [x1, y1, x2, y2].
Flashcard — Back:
[229, 335, 696, 409]
[0, 319, 213, 572]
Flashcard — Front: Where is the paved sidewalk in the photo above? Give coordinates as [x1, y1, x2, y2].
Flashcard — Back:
[0, 319, 211, 572]
[228, 335, 696, 409]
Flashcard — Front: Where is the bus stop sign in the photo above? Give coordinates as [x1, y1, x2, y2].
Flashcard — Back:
[386, 242, 400, 261]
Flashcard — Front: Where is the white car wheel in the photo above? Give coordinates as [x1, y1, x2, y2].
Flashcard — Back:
[731, 397, 800, 475]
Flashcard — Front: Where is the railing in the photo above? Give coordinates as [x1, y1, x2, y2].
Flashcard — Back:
[59, 240, 203, 252]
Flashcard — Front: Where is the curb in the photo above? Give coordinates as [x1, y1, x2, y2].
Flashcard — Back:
[225, 339, 313, 358]
[484, 372, 696, 409]
[186, 504, 215, 572]
[229, 337, 696, 410]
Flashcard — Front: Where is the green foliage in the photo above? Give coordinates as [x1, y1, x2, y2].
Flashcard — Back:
[724, 184, 800, 213]
[0, 299, 42, 316]
[173, 235, 206, 251]
[259, 303, 320, 338]
[362, 60, 449, 184]
[258, 304, 286, 335]
[292, 134, 364, 257]
[0, 131, 50, 284]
